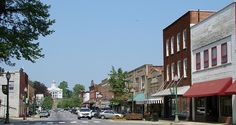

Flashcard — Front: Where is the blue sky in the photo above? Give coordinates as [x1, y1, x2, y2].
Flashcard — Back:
[3, 0, 232, 90]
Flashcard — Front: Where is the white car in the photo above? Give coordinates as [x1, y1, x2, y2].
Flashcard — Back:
[98, 110, 123, 119]
[77, 108, 92, 119]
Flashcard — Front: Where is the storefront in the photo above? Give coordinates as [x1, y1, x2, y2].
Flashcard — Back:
[184, 77, 232, 123]
[151, 86, 190, 120]
[145, 97, 164, 117]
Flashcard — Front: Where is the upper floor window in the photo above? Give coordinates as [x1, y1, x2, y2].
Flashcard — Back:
[212, 46, 217, 66]
[221, 43, 227, 64]
[196, 52, 201, 70]
[171, 63, 175, 80]
[183, 29, 187, 49]
[177, 61, 181, 79]
[177, 33, 180, 52]
[171, 36, 174, 54]
[183, 58, 187, 78]
[166, 65, 170, 81]
[166, 39, 169, 57]
[204, 50, 209, 68]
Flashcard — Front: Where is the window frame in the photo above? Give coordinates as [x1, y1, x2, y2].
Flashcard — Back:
[166, 39, 169, 57]
[183, 29, 187, 49]
[166, 65, 169, 81]
[211, 46, 217, 66]
[183, 58, 187, 78]
[171, 36, 174, 54]
[196, 52, 201, 70]
[204, 50, 209, 68]
[171, 63, 175, 81]
[177, 33, 180, 52]
[221, 43, 227, 64]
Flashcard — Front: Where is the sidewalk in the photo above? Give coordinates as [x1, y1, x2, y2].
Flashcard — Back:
[111, 119, 231, 125]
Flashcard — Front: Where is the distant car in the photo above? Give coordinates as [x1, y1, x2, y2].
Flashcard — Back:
[77, 108, 92, 120]
[98, 110, 123, 119]
[39, 111, 50, 118]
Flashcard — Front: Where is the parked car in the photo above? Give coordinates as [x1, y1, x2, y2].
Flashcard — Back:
[77, 108, 92, 120]
[39, 110, 50, 118]
[71, 109, 77, 114]
[98, 110, 123, 119]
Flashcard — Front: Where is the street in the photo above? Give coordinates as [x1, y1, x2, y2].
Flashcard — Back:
[0, 110, 159, 125]
[0, 110, 229, 125]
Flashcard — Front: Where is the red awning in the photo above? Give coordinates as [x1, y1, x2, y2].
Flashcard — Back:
[184, 77, 232, 97]
[225, 81, 236, 94]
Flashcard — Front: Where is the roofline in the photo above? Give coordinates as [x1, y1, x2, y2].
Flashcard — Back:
[163, 10, 215, 32]
[128, 64, 154, 73]
[191, 2, 235, 30]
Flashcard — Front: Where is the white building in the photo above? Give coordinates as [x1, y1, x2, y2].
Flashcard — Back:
[0, 69, 28, 118]
[184, 2, 236, 124]
[47, 81, 63, 99]
[36, 94, 44, 112]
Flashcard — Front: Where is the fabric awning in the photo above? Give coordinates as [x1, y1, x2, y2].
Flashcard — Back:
[145, 97, 163, 104]
[133, 92, 145, 104]
[225, 81, 236, 94]
[184, 77, 232, 97]
[151, 86, 190, 97]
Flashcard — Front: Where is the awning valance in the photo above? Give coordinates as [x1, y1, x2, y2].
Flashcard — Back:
[145, 97, 163, 104]
[151, 86, 190, 97]
[184, 77, 232, 97]
[225, 81, 236, 94]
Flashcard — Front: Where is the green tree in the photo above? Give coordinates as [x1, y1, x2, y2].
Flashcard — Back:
[31, 80, 50, 96]
[0, 0, 55, 66]
[42, 96, 53, 110]
[108, 66, 129, 105]
[73, 84, 85, 97]
[59, 81, 71, 98]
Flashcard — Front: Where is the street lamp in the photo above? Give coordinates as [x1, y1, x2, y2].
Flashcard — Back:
[170, 75, 179, 123]
[4, 71, 11, 124]
[130, 88, 135, 113]
[23, 87, 27, 120]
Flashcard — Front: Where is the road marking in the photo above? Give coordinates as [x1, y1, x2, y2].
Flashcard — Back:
[94, 121, 101, 123]
[46, 121, 54, 124]
[81, 121, 89, 123]
[71, 121, 77, 123]
[59, 121, 66, 124]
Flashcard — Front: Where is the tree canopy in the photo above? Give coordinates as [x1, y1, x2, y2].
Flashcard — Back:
[41, 96, 53, 110]
[73, 84, 85, 97]
[31, 80, 50, 96]
[58, 81, 72, 98]
[0, 0, 55, 66]
[108, 66, 129, 105]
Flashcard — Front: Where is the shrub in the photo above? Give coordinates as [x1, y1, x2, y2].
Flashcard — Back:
[124, 113, 143, 120]
[112, 115, 123, 120]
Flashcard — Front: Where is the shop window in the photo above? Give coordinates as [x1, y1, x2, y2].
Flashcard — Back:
[177, 61, 181, 79]
[220, 96, 232, 116]
[221, 43, 227, 64]
[196, 52, 201, 70]
[204, 50, 209, 68]
[171, 63, 175, 80]
[211, 46, 217, 66]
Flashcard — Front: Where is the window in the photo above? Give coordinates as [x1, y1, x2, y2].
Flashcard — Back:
[177, 61, 181, 79]
[204, 50, 209, 68]
[183, 58, 187, 78]
[141, 76, 145, 89]
[221, 43, 227, 64]
[212, 46, 217, 66]
[196, 52, 201, 70]
[171, 36, 174, 54]
[183, 29, 187, 49]
[220, 96, 232, 116]
[171, 63, 175, 80]
[166, 65, 169, 81]
[166, 39, 169, 57]
[177, 33, 180, 52]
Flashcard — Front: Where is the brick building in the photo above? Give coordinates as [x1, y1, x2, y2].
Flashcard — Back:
[162, 11, 214, 119]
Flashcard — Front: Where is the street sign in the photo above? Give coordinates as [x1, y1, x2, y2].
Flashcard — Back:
[2, 85, 8, 95]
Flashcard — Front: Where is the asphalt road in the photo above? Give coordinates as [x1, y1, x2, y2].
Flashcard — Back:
[0, 111, 159, 125]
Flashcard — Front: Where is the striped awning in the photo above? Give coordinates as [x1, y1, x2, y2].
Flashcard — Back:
[145, 97, 163, 104]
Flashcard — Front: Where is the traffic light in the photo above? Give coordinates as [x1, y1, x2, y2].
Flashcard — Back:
[2, 85, 8, 95]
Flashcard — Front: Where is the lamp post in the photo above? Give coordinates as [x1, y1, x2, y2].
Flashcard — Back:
[23, 87, 27, 120]
[130, 88, 135, 113]
[170, 75, 179, 123]
[4, 72, 11, 124]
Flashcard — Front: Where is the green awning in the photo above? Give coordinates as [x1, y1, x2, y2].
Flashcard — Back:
[133, 92, 145, 102]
